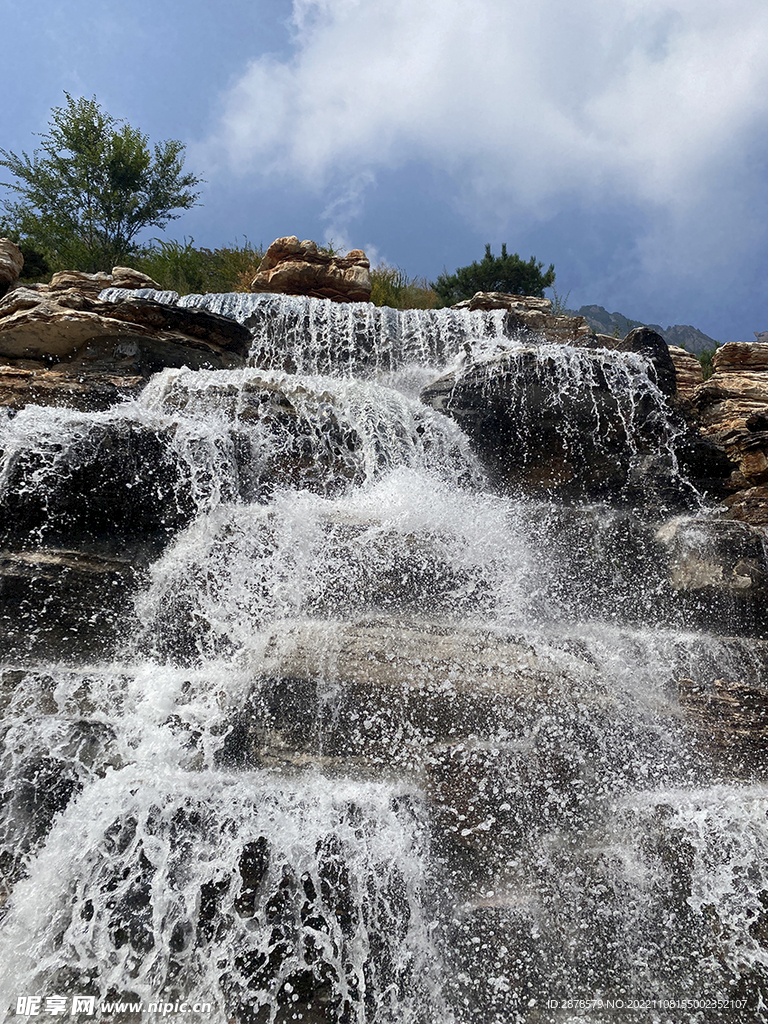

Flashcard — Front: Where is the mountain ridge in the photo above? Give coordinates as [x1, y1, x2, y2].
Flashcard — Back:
[567, 304, 719, 355]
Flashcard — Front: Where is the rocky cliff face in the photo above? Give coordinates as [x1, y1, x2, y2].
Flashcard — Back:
[684, 341, 768, 525]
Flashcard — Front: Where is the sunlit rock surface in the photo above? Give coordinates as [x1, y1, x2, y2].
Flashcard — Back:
[668, 344, 703, 395]
[0, 290, 249, 375]
[251, 236, 372, 303]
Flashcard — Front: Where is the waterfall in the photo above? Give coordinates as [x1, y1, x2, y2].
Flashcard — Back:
[1, 294, 766, 1023]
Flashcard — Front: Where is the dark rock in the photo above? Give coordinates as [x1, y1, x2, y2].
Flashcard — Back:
[213, 619, 610, 770]
[656, 517, 768, 635]
[420, 346, 675, 500]
[618, 326, 677, 397]
[0, 420, 197, 561]
[679, 677, 768, 778]
[0, 365, 144, 412]
[0, 549, 146, 663]
[670, 427, 737, 500]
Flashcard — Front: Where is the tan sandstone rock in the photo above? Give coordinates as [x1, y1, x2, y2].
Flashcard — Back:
[689, 342, 768, 494]
[668, 345, 703, 395]
[0, 290, 250, 409]
[43, 266, 162, 298]
[452, 291, 593, 344]
[250, 236, 372, 302]
[0, 239, 23, 295]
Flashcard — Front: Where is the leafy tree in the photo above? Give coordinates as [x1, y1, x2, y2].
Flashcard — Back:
[0, 94, 202, 272]
[432, 243, 555, 304]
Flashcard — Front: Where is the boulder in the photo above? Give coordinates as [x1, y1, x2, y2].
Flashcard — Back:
[0, 419, 197, 562]
[0, 239, 23, 296]
[452, 291, 593, 344]
[615, 326, 677, 397]
[0, 290, 250, 378]
[420, 346, 677, 499]
[47, 270, 114, 297]
[250, 236, 372, 302]
[655, 517, 768, 634]
[39, 266, 161, 298]
[714, 341, 768, 372]
[688, 341, 768, 490]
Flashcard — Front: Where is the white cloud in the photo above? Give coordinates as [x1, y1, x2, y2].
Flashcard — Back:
[207, 0, 768, 268]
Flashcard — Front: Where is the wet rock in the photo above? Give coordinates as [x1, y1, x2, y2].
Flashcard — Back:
[0, 365, 144, 412]
[619, 326, 677, 397]
[0, 419, 197, 561]
[0, 290, 250, 376]
[138, 503, 496, 665]
[656, 517, 768, 634]
[444, 898, 555, 1021]
[670, 428, 736, 501]
[420, 346, 674, 500]
[0, 715, 120, 910]
[723, 484, 768, 526]
[144, 371, 370, 500]
[0, 238, 23, 296]
[679, 677, 768, 777]
[251, 236, 372, 303]
[216, 619, 611, 771]
[0, 550, 146, 663]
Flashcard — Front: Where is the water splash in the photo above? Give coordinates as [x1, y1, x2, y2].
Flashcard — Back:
[1, 292, 765, 1023]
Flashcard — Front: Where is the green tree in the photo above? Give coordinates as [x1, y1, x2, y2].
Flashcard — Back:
[432, 243, 555, 305]
[0, 94, 202, 272]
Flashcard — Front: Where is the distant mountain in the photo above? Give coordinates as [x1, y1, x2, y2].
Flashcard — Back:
[568, 305, 720, 355]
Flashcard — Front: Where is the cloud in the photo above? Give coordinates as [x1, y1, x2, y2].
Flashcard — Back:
[207, 0, 768, 275]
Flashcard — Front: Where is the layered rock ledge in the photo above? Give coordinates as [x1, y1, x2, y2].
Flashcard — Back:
[0, 277, 251, 411]
[684, 342, 768, 523]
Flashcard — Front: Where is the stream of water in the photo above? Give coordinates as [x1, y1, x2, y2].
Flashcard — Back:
[0, 295, 766, 1023]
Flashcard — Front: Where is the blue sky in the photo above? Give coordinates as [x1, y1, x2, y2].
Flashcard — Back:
[3, 0, 768, 341]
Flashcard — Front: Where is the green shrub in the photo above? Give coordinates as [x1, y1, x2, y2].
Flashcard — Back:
[370, 263, 441, 309]
[128, 237, 264, 294]
[699, 348, 717, 380]
[432, 243, 555, 304]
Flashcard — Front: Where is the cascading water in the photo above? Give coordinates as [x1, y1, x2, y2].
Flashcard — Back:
[0, 294, 766, 1023]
